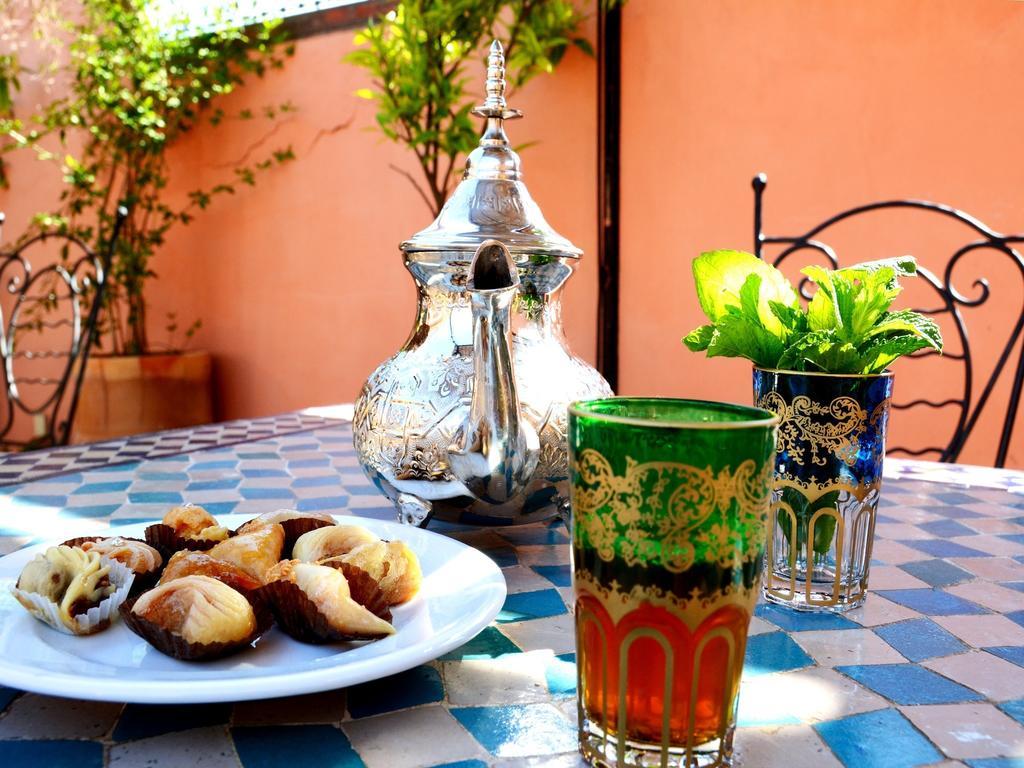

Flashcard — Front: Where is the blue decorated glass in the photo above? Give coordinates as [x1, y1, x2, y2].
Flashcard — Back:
[753, 367, 894, 612]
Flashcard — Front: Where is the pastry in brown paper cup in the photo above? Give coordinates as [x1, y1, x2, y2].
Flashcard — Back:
[144, 523, 229, 560]
[319, 559, 392, 621]
[62, 536, 163, 597]
[235, 510, 336, 558]
[260, 561, 394, 645]
[120, 575, 272, 661]
[11, 548, 135, 636]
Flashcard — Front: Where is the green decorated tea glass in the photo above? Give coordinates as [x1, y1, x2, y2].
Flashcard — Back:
[568, 398, 778, 768]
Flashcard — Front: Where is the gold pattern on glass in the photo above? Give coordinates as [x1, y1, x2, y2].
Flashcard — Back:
[572, 450, 773, 573]
[756, 392, 867, 466]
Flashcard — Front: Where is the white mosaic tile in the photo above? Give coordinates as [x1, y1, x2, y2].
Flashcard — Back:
[900, 702, 1024, 760]
[0, 693, 122, 739]
[733, 724, 843, 768]
[502, 566, 560, 595]
[444, 651, 555, 706]
[923, 651, 1024, 702]
[108, 726, 239, 768]
[739, 667, 887, 725]
[500, 613, 576, 655]
[343, 706, 486, 768]
[846, 593, 922, 627]
[792, 629, 907, 667]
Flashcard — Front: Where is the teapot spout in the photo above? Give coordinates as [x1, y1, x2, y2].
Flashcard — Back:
[448, 240, 539, 503]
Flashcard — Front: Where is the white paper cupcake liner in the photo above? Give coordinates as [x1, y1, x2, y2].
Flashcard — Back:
[10, 557, 136, 635]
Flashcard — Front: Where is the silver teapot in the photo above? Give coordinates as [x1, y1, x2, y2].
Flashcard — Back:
[352, 42, 612, 527]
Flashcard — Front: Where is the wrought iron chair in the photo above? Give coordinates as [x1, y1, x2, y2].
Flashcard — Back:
[0, 207, 128, 451]
[752, 173, 1024, 467]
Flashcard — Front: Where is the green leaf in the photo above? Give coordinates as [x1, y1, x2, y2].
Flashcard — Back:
[866, 309, 943, 350]
[857, 332, 936, 374]
[683, 324, 715, 352]
[777, 330, 863, 373]
[692, 250, 798, 334]
[706, 312, 786, 369]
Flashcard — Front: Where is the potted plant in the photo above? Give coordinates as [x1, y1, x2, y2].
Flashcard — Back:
[346, 0, 601, 216]
[685, 250, 943, 612]
[3, 0, 295, 442]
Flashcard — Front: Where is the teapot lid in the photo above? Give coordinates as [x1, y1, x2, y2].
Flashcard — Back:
[400, 41, 582, 259]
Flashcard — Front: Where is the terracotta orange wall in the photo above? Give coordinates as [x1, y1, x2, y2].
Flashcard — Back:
[4, 2, 1024, 467]
[619, 0, 1024, 467]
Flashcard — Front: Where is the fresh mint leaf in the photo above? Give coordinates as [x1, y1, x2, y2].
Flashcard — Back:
[858, 332, 936, 374]
[683, 324, 715, 352]
[866, 309, 942, 350]
[778, 329, 862, 373]
[706, 312, 786, 369]
[684, 250, 941, 373]
[692, 250, 798, 334]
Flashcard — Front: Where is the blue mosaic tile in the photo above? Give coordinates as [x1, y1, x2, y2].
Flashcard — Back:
[545, 653, 576, 696]
[14, 494, 68, 506]
[71, 481, 131, 495]
[934, 491, 981, 506]
[95, 461, 140, 473]
[876, 588, 989, 616]
[496, 527, 569, 546]
[1000, 533, 1024, 546]
[1008, 610, 1024, 629]
[352, 506, 400, 521]
[837, 663, 983, 704]
[113, 702, 232, 741]
[531, 564, 572, 588]
[288, 458, 332, 469]
[241, 468, 291, 478]
[239, 487, 295, 501]
[60, 503, 121, 518]
[999, 698, 1024, 726]
[743, 632, 814, 677]
[186, 477, 241, 491]
[1003, 581, 1024, 593]
[137, 472, 189, 482]
[450, 704, 577, 756]
[755, 603, 860, 631]
[191, 460, 239, 470]
[432, 761, 488, 768]
[346, 484, 381, 494]
[736, 693, 802, 727]
[0, 685, 19, 711]
[898, 559, 975, 587]
[985, 646, 1024, 668]
[296, 496, 350, 512]
[900, 539, 988, 558]
[0, 741, 103, 768]
[482, 547, 518, 568]
[127, 491, 183, 504]
[201, 501, 240, 516]
[346, 665, 443, 718]
[919, 519, 977, 538]
[292, 475, 342, 488]
[497, 589, 568, 623]
[281, 443, 319, 452]
[237, 452, 280, 460]
[439, 626, 521, 661]
[814, 708, 942, 768]
[873, 618, 968, 662]
[233, 725, 364, 768]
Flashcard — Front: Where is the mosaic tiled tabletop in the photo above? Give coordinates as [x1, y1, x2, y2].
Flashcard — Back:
[0, 415, 1022, 768]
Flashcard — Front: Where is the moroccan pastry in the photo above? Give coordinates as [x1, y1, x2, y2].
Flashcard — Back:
[64, 536, 163, 595]
[122, 575, 267, 661]
[11, 546, 133, 635]
[260, 560, 395, 643]
[145, 504, 232, 557]
[158, 550, 263, 597]
[330, 540, 422, 605]
[291, 525, 378, 563]
[236, 509, 335, 557]
[206, 523, 285, 583]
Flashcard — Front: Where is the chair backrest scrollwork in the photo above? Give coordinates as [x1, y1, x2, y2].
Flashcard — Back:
[0, 206, 128, 450]
[753, 173, 1024, 467]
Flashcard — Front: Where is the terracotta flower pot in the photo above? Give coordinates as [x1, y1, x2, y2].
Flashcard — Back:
[70, 351, 213, 443]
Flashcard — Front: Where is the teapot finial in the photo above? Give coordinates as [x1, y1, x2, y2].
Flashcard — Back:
[472, 41, 522, 122]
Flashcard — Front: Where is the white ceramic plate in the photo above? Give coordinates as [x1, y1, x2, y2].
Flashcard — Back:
[0, 515, 506, 703]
